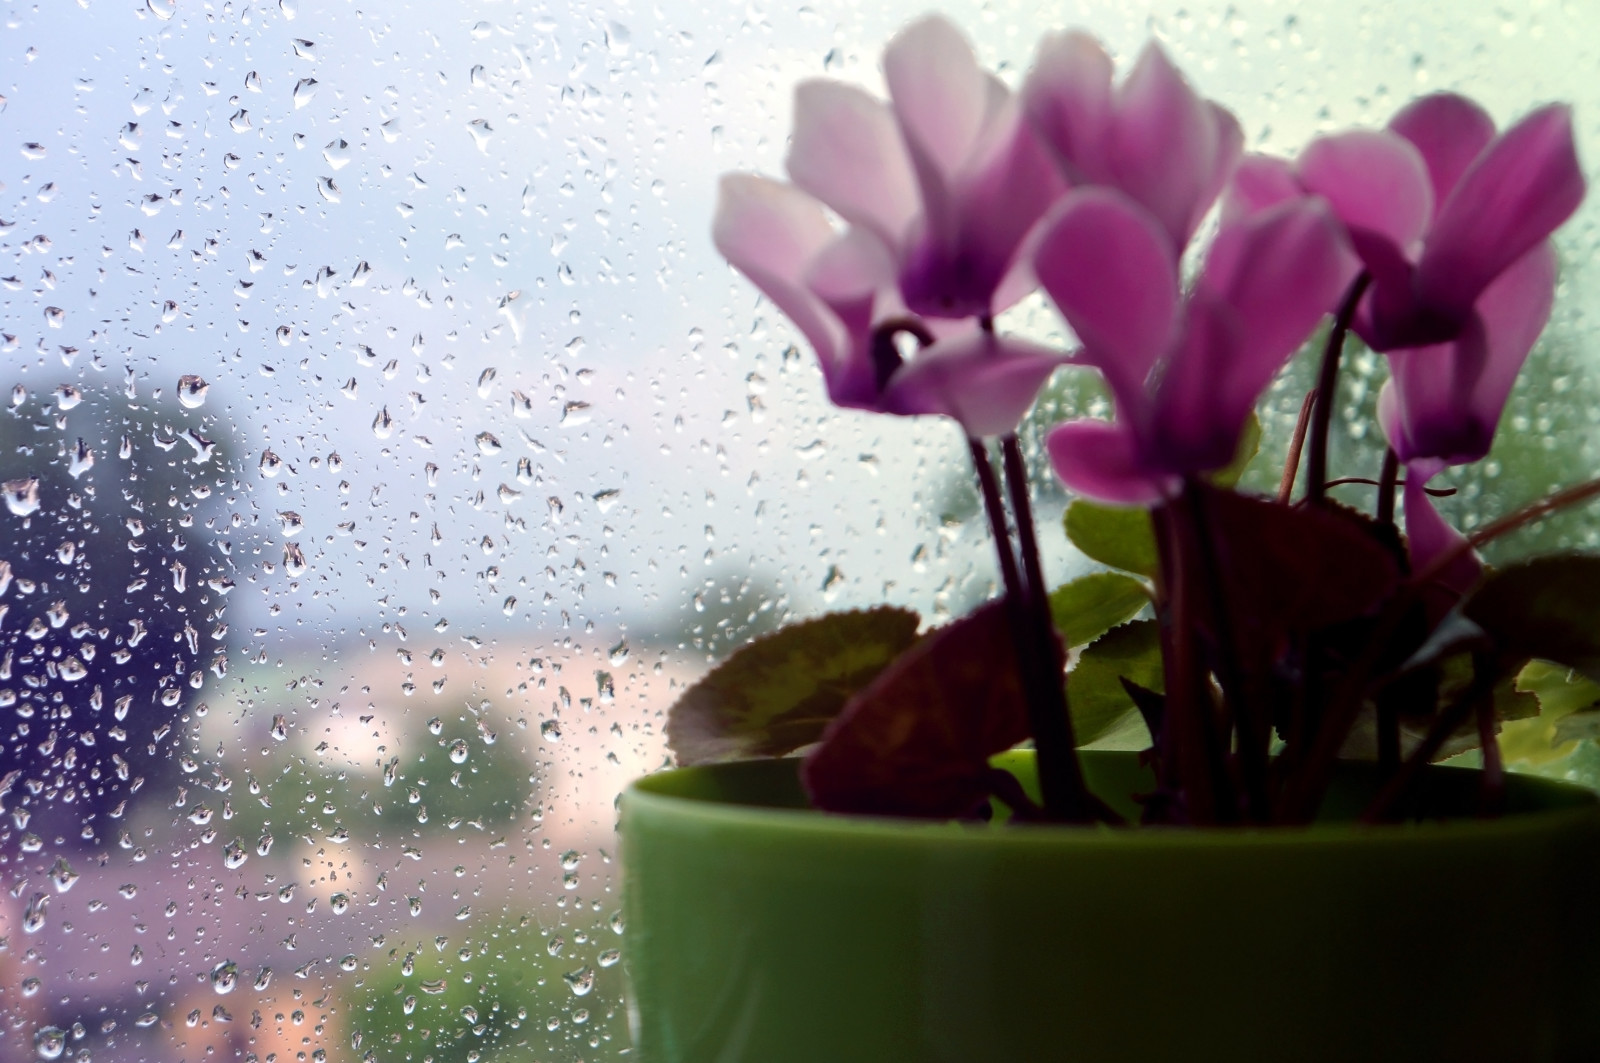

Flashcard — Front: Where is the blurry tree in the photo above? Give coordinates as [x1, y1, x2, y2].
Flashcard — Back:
[0, 378, 250, 848]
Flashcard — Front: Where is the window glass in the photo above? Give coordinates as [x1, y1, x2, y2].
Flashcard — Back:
[0, 2, 1594, 1060]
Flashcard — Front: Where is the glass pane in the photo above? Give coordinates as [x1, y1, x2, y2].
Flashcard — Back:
[0, 2, 1593, 1060]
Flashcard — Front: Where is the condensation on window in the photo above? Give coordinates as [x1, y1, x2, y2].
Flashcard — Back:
[0, 2, 1594, 1060]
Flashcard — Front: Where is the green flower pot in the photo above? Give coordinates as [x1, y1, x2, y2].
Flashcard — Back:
[621, 751, 1600, 1062]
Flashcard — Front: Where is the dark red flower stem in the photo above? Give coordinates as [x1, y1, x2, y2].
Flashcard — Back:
[968, 437, 1024, 604]
[1304, 273, 1372, 506]
[1376, 447, 1401, 527]
[1278, 389, 1319, 503]
[1001, 435, 1107, 823]
[1181, 478, 1264, 821]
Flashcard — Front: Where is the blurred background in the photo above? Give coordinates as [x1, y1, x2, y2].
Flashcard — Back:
[0, 1, 1597, 1059]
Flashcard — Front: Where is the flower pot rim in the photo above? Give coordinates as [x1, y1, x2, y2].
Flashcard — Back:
[624, 750, 1600, 853]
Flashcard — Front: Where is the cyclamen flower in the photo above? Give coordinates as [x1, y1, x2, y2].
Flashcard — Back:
[1039, 189, 1357, 505]
[1228, 94, 1584, 580]
[712, 16, 1068, 437]
[1022, 31, 1243, 254]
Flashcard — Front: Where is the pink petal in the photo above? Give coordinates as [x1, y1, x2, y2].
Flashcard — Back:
[1295, 130, 1433, 250]
[1201, 198, 1359, 373]
[1021, 29, 1115, 184]
[1416, 104, 1584, 323]
[1107, 42, 1240, 247]
[882, 331, 1067, 437]
[1144, 293, 1250, 473]
[1046, 419, 1172, 506]
[884, 16, 991, 177]
[786, 80, 920, 249]
[712, 174, 848, 389]
[1032, 188, 1179, 410]
[1402, 469, 1482, 594]
[805, 229, 900, 409]
[1382, 242, 1557, 466]
[1219, 153, 1301, 226]
[1387, 93, 1496, 210]
[898, 97, 1066, 319]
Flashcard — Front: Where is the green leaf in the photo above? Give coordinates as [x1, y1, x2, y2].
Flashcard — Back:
[665, 607, 921, 765]
[1064, 501, 1158, 578]
[1461, 554, 1600, 684]
[1066, 619, 1164, 746]
[1049, 571, 1149, 648]
[1209, 410, 1261, 489]
[1500, 660, 1600, 767]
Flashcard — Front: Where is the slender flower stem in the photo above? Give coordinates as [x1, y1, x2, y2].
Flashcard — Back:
[968, 437, 1023, 604]
[1278, 389, 1319, 504]
[1182, 478, 1263, 821]
[1001, 435, 1106, 824]
[1304, 273, 1372, 506]
[1376, 448, 1401, 528]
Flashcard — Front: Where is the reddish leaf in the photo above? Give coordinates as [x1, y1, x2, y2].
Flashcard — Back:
[1195, 485, 1402, 652]
[801, 602, 1032, 817]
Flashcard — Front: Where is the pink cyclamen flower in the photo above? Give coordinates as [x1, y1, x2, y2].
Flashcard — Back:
[1037, 188, 1357, 505]
[1022, 31, 1243, 254]
[712, 16, 1069, 437]
[1228, 94, 1584, 582]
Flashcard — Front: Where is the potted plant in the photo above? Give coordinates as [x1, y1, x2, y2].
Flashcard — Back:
[622, 15, 1600, 1062]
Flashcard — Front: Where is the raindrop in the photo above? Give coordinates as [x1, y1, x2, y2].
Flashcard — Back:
[211, 960, 239, 994]
[146, 0, 175, 18]
[593, 488, 620, 513]
[4, 479, 40, 517]
[259, 449, 285, 477]
[317, 177, 341, 202]
[448, 739, 469, 764]
[254, 966, 273, 991]
[23, 893, 48, 933]
[49, 858, 78, 894]
[10, 385, 24, 406]
[278, 511, 304, 537]
[563, 966, 595, 997]
[284, 542, 308, 577]
[229, 109, 252, 132]
[67, 439, 93, 478]
[421, 979, 448, 995]
[292, 77, 319, 108]
[55, 384, 82, 409]
[339, 955, 358, 972]
[330, 892, 349, 914]
[292, 38, 316, 59]
[33, 1027, 66, 1060]
[58, 657, 87, 682]
[244, 70, 262, 93]
[270, 714, 289, 741]
[475, 431, 501, 455]
[561, 401, 592, 426]
[539, 719, 561, 743]
[598, 948, 621, 968]
[466, 119, 494, 152]
[476, 367, 497, 397]
[605, 20, 632, 56]
[175, 374, 210, 409]
[322, 138, 350, 169]
[223, 840, 247, 869]
[608, 639, 629, 665]
[373, 407, 395, 438]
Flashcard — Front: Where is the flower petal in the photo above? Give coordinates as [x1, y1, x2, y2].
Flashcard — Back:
[805, 229, 900, 409]
[1219, 153, 1301, 226]
[1387, 93, 1496, 210]
[899, 95, 1066, 319]
[1046, 418, 1172, 506]
[1402, 468, 1482, 594]
[1033, 188, 1179, 409]
[1382, 242, 1557, 466]
[1295, 130, 1433, 250]
[1107, 42, 1240, 247]
[712, 174, 849, 392]
[786, 80, 920, 248]
[882, 330, 1067, 437]
[1191, 197, 1358, 423]
[1021, 29, 1115, 184]
[884, 16, 991, 178]
[1416, 104, 1584, 323]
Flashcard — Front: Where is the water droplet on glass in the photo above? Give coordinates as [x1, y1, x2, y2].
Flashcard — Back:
[561, 400, 591, 426]
[339, 955, 358, 972]
[475, 431, 501, 455]
[283, 542, 308, 577]
[605, 21, 632, 56]
[259, 449, 285, 477]
[146, 0, 175, 18]
[421, 978, 448, 994]
[322, 137, 350, 170]
[23, 893, 49, 933]
[278, 510, 304, 537]
[292, 77, 319, 108]
[270, 715, 289, 741]
[563, 966, 595, 997]
[68, 438, 93, 478]
[372, 407, 395, 439]
[34, 1026, 66, 1060]
[49, 858, 78, 894]
[54, 384, 81, 409]
[317, 176, 341, 202]
[211, 960, 239, 994]
[177, 374, 209, 408]
[223, 840, 248, 869]
[466, 119, 494, 152]
[540, 719, 561, 743]
[292, 38, 316, 59]
[4, 478, 40, 517]
[448, 739, 469, 764]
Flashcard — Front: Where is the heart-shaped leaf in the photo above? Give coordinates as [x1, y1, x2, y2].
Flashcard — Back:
[1065, 619, 1164, 746]
[665, 607, 921, 765]
[1064, 501, 1158, 577]
[1049, 571, 1149, 648]
[1461, 554, 1600, 684]
[801, 602, 1031, 818]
